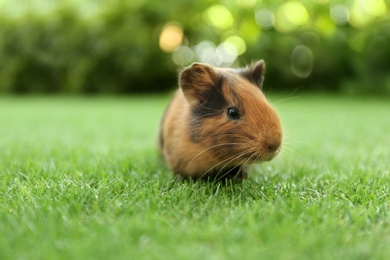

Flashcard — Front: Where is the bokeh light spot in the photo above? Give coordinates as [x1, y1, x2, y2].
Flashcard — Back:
[330, 4, 350, 25]
[255, 8, 275, 29]
[205, 5, 234, 30]
[291, 45, 313, 78]
[283, 1, 309, 26]
[239, 20, 261, 44]
[224, 36, 246, 55]
[363, 0, 386, 17]
[216, 43, 237, 66]
[236, 0, 256, 9]
[159, 23, 183, 53]
[350, 0, 386, 27]
[195, 41, 217, 66]
[314, 15, 336, 37]
[275, 1, 309, 32]
[172, 46, 194, 66]
[314, 0, 329, 4]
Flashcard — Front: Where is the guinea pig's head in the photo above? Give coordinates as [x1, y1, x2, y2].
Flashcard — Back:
[179, 60, 282, 166]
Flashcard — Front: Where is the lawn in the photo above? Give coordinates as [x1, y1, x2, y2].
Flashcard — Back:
[0, 94, 389, 259]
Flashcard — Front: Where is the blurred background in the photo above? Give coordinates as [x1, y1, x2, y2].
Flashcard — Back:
[0, 0, 389, 95]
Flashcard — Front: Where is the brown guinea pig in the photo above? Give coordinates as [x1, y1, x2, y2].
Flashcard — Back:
[159, 60, 282, 180]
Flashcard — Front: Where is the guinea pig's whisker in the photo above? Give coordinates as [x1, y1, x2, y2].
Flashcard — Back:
[188, 142, 244, 167]
[202, 150, 250, 180]
[213, 150, 252, 181]
[215, 152, 255, 181]
[283, 137, 312, 147]
[188, 112, 222, 123]
[218, 157, 249, 181]
[281, 145, 300, 155]
[197, 103, 221, 112]
[187, 105, 223, 122]
[214, 160, 237, 181]
[214, 167, 237, 181]
[240, 153, 256, 173]
[280, 149, 300, 164]
[235, 154, 256, 179]
[279, 143, 304, 163]
[200, 150, 251, 179]
[281, 143, 305, 158]
[272, 95, 300, 106]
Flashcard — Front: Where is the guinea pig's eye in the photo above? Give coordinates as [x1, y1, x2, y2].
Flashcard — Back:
[227, 107, 241, 120]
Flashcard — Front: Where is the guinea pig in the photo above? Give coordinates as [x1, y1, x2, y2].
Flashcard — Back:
[159, 60, 282, 180]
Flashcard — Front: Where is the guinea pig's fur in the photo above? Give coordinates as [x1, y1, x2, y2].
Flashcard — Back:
[159, 60, 282, 180]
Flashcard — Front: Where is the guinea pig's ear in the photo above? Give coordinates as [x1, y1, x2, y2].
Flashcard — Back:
[241, 60, 266, 89]
[179, 63, 219, 104]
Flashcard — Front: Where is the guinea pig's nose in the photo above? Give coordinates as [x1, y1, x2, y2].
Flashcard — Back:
[265, 140, 281, 153]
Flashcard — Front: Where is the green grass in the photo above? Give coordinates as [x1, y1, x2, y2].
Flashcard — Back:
[0, 94, 389, 259]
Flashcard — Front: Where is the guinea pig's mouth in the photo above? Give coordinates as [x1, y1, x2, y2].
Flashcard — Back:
[251, 149, 280, 162]
[254, 155, 273, 162]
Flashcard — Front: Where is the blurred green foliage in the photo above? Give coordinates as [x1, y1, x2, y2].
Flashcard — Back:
[0, 0, 389, 94]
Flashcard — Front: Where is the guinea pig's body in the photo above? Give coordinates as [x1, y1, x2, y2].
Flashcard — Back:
[159, 60, 282, 179]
